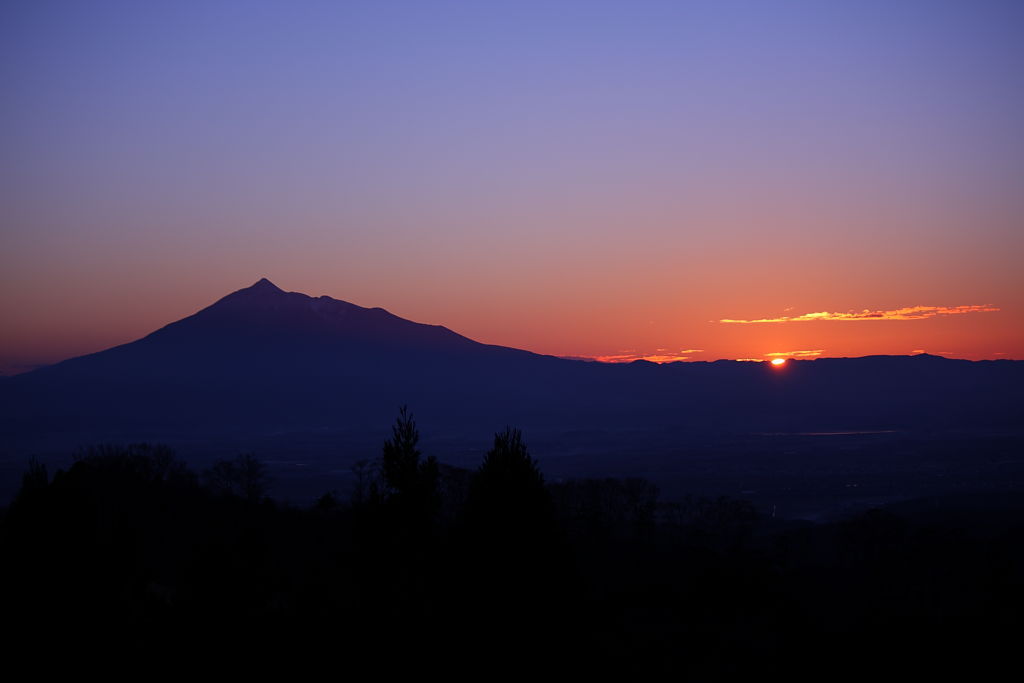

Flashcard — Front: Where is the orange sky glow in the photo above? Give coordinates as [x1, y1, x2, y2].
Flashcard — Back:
[2, 2, 1022, 373]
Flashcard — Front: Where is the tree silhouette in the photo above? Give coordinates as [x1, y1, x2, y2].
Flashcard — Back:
[350, 458, 379, 506]
[459, 427, 564, 651]
[380, 406, 439, 522]
[203, 453, 270, 502]
[466, 426, 553, 542]
[13, 457, 48, 506]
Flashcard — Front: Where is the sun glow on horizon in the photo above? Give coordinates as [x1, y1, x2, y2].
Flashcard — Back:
[771, 358, 787, 367]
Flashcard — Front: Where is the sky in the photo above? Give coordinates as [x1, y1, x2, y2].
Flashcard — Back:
[2, 0, 1022, 373]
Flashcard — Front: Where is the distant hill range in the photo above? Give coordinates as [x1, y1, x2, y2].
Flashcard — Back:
[1, 279, 1021, 451]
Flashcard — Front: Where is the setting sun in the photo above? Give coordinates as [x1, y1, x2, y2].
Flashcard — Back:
[771, 358, 787, 367]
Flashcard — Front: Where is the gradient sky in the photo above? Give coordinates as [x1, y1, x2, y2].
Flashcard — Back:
[2, 0, 1022, 373]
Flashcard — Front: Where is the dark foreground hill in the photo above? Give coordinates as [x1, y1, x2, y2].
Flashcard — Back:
[1, 279, 1022, 510]
[3, 441, 1021, 676]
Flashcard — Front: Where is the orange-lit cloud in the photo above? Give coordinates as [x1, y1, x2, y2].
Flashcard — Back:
[765, 350, 824, 358]
[589, 349, 704, 363]
[720, 304, 999, 324]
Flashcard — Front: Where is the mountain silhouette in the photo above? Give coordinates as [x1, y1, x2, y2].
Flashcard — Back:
[28, 278, 542, 380]
[0, 279, 577, 439]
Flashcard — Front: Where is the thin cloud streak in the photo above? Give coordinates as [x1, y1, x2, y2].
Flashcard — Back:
[590, 349, 704, 364]
[765, 350, 824, 358]
[720, 305, 999, 324]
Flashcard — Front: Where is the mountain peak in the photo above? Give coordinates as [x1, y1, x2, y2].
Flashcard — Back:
[246, 278, 283, 294]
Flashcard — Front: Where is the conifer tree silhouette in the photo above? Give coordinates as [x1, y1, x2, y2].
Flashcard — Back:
[460, 427, 562, 644]
[467, 427, 553, 542]
[381, 406, 439, 521]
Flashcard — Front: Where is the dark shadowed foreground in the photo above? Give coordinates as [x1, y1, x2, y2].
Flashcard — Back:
[3, 414, 1021, 677]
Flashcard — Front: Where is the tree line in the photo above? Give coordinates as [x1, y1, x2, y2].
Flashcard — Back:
[1, 406, 1021, 677]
